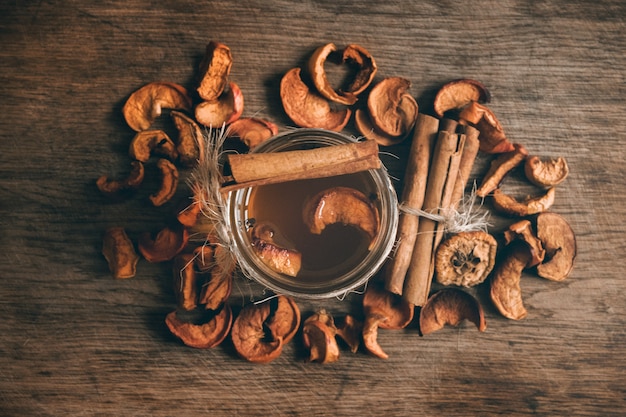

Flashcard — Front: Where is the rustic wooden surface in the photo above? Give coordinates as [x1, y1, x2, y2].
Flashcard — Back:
[1, 1, 625, 416]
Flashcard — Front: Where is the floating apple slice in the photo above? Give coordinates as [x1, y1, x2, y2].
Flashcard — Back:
[303, 186, 380, 249]
[250, 222, 302, 277]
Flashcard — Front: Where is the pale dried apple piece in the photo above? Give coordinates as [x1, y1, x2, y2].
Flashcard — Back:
[492, 187, 555, 217]
[433, 78, 491, 118]
[165, 304, 233, 349]
[524, 155, 569, 187]
[367, 77, 418, 138]
[476, 143, 529, 198]
[226, 117, 279, 150]
[171, 110, 204, 167]
[535, 212, 576, 281]
[419, 288, 486, 335]
[503, 219, 545, 267]
[148, 158, 179, 207]
[102, 226, 139, 279]
[354, 108, 408, 146]
[490, 242, 532, 320]
[96, 161, 144, 199]
[459, 101, 515, 154]
[122, 82, 192, 132]
[195, 81, 244, 128]
[280, 67, 351, 132]
[435, 231, 498, 287]
[250, 222, 302, 277]
[196, 41, 232, 101]
[303, 186, 380, 249]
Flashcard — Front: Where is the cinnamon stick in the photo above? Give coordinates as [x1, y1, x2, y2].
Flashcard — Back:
[402, 130, 465, 306]
[450, 125, 480, 207]
[221, 139, 380, 193]
[383, 114, 439, 295]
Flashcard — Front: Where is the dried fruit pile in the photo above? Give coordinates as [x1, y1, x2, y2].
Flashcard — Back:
[98, 41, 577, 364]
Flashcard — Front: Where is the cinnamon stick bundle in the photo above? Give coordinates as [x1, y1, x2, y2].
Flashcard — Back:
[402, 130, 465, 306]
[383, 114, 439, 295]
[221, 139, 380, 193]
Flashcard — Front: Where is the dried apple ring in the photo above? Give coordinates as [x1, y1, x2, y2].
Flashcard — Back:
[128, 130, 178, 163]
[419, 288, 486, 335]
[279, 67, 351, 132]
[535, 212, 577, 281]
[363, 282, 414, 329]
[196, 41, 232, 101]
[122, 82, 192, 132]
[367, 77, 418, 138]
[102, 226, 139, 279]
[459, 101, 514, 154]
[524, 155, 569, 188]
[307, 42, 377, 106]
[195, 81, 244, 128]
[250, 222, 302, 277]
[302, 310, 340, 364]
[492, 187, 556, 217]
[149, 158, 179, 207]
[435, 231, 498, 287]
[226, 117, 279, 150]
[433, 78, 491, 118]
[303, 186, 380, 249]
[165, 304, 233, 349]
[231, 295, 299, 364]
[490, 242, 533, 320]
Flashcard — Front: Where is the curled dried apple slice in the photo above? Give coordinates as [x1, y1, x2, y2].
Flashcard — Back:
[280, 67, 351, 132]
[303, 186, 380, 249]
[250, 222, 302, 277]
[433, 78, 491, 118]
[195, 81, 244, 128]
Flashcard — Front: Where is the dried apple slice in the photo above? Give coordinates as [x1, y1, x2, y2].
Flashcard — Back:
[196, 41, 232, 101]
[433, 78, 491, 118]
[226, 117, 279, 150]
[195, 81, 244, 128]
[354, 108, 408, 146]
[280, 67, 351, 132]
[419, 288, 487, 335]
[459, 101, 514, 154]
[367, 77, 418, 138]
[250, 222, 302, 277]
[307, 42, 377, 106]
[303, 186, 380, 249]
[128, 130, 178, 162]
[490, 242, 532, 320]
[535, 212, 576, 281]
[492, 187, 555, 217]
[524, 155, 570, 187]
[122, 82, 192, 132]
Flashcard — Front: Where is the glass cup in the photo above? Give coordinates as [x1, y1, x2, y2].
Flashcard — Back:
[226, 128, 398, 299]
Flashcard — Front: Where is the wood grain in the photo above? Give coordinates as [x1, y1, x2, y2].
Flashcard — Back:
[1, 1, 625, 416]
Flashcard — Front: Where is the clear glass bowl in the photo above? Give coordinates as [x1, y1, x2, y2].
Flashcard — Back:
[226, 128, 398, 299]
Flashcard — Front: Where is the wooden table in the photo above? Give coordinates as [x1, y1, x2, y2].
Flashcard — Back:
[2, 1, 624, 415]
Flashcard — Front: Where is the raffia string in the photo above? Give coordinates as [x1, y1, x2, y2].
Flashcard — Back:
[397, 182, 492, 235]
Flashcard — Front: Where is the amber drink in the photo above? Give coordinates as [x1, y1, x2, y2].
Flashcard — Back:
[227, 129, 398, 299]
